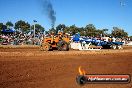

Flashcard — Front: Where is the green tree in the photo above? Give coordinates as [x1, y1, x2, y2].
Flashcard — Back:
[111, 27, 128, 38]
[0, 23, 3, 30]
[56, 24, 66, 34]
[49, 27, 56, 34]
[85, 24, 96, 36]
[56, 24, 71, 34]
[79, 27, 85, 36]
[56, 24, 66, 31]
[31, 24, 45, 33]
[69, 24, 79, 35]
[94, 29, 108, 37]
[95, 29, 104, 37]
[102, 29, 108, 36]
[15, 20, 30, 32]
[103, 28, 108, 32]
[6, 21, 13, 28]
[0, 23, 3, 34]
[63, 26, 70, 33]
[45, 31, 49, 35]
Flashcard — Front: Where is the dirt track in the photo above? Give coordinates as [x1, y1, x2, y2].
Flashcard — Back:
[0, 46, 132, 88]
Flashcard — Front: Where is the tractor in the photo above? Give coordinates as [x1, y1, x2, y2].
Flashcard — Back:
[40, 32, 70, 51]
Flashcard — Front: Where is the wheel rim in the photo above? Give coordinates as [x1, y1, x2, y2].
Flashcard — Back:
[62, 44, 67, 50]
[44, 44, 49, 50]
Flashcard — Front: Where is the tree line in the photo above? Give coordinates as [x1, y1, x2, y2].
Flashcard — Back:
[0, 20, 129, 38]
[53, 24, 128, 38]
[0, 20, 45, 34]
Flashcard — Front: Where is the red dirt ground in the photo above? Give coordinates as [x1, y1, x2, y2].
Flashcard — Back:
[0, 46, 132, 88]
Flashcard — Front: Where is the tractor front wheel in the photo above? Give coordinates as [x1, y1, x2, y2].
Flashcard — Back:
[40, 43, 50, 51]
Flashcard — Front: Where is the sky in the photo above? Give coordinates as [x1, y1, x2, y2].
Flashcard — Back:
[0, 0, 132, 36]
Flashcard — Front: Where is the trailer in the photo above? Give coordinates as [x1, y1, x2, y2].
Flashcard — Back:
[71, 33, 123, 50]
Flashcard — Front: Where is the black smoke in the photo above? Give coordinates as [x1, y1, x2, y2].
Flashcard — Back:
[42, 0, 56, 28]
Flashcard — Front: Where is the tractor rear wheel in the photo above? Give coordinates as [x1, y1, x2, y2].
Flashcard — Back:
[57, 41, 69, 51]
[62, 43, 69, 51]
